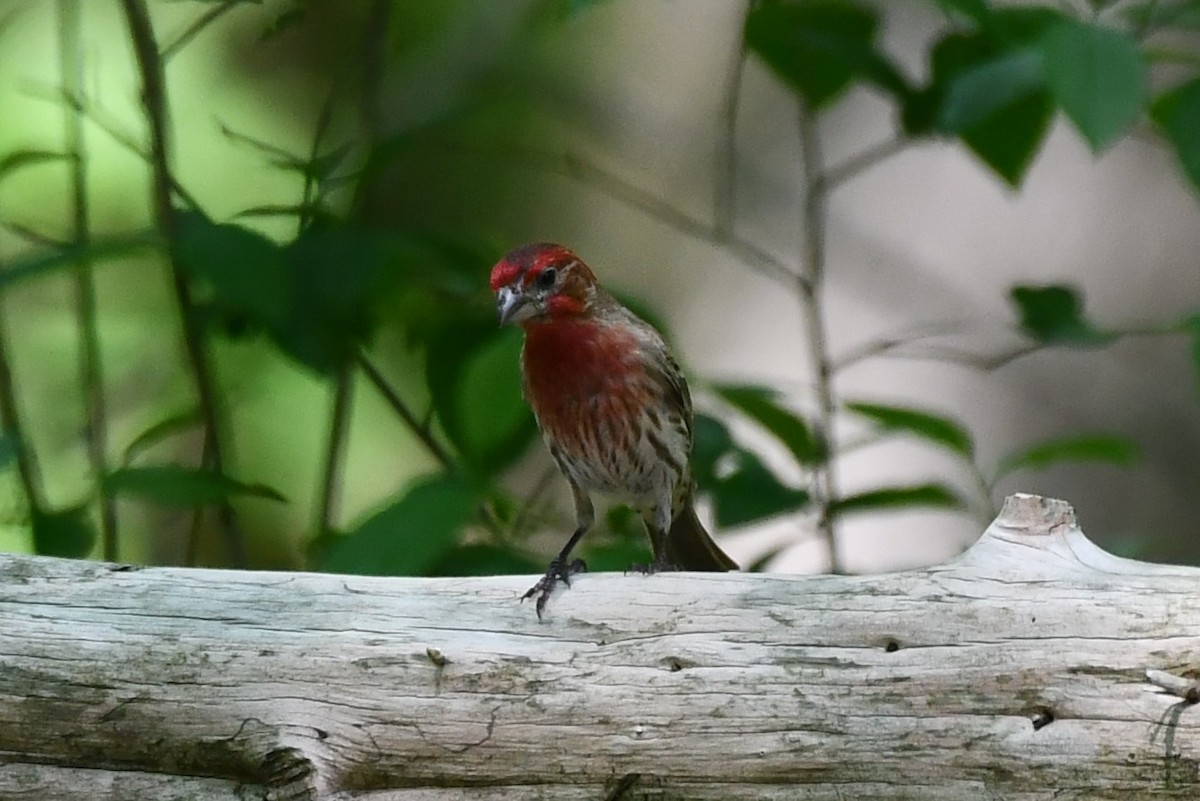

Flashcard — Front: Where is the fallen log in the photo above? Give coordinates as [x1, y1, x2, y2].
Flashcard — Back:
[0, 494, 1197, 799]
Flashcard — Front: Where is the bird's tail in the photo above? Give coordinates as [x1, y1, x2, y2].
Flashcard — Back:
[664, 500, 739, 571]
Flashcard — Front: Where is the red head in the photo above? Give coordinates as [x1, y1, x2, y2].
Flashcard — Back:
[489, 243, 598, 326]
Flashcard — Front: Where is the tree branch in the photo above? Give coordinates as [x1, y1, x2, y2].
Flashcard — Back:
[120, 0, 244, 566]
[796, 102, 841, 573]
[59, 0, 117, 560]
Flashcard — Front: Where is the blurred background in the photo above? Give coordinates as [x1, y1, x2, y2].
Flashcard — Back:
[0, 0, 1197, 576]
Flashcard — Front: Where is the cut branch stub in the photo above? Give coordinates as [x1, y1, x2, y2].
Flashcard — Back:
[0, 494, 1198, 800]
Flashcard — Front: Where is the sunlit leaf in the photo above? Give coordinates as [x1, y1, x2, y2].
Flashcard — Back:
[829, 483, 964, 518]
[994, 434, 1138, 480]
[846, 401, 974, 457]
[1010, 285, 1113, 345]
[105, 466, 286, 505]
[717, 385, 823, 465]
[1040, 21, 1146, 151]
[318, 475, 475, 576]
[31, 504, 95, 558]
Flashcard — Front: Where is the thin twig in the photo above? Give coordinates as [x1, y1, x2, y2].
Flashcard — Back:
[356, 353, 507, 538]
[563, 153, 802, 288]
[317, 363, 354, 535]
[356, 354, 453, 470]
[0, 221, 68, 249]
[60, 0, 117, 560]
[309, 80, 347, 535]
[300, 85, 339, 231]
[832, 321, 973, 371]
[27, 83, 207, 212]
[510, 463, 561, 540]
[819, 136, 911, 193]
[350, 0, 391, 219]
[161, 0, 240, 62]
[714, 9, 747, 239]
[0, 292, 45, 519]
[853, 341, 1043, 372]
[120, 0, 245, 567]
[314, 0, 391, 536]
[796, 101, 841, 573]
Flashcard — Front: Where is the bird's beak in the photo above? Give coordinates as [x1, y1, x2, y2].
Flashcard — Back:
[496, 286, 528, 326]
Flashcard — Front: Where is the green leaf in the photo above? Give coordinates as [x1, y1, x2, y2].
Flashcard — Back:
[1123, 1, 1200, 32]
[453, 326, 535, 473]
[845, 401, 973, 457]
[691, 413, 736, 488]
[174, 212, 289, 329]
[994, 434, 1138, 480]
[105, 466, 286, 506]
[583, 540, 654, 572]
[717, 385, 823, 465]
[274, 227, 395, 374]
[1190, 314, 1200, 392]
[121, 409, 203, 465]
[560, 0, 612, 15]
[746, 0, 907, 110]
[909, 13, 1062, 185]
[319, 475, 475, 576]
[1010, 285, 1113, 345]
[604, 504, 644, 542]
[0, 432, 17, 471]
[711, 450, 810, 527]
[829, 483, 964, 518]
[958, 90, 1054, 185]
[1151, 78, 1200, 194]
[425, 315, 538, 476]
[0, 232, 160, 289]
[426, 543, 544, 577]
[0, 150, 67, 188]
[31, 505, 95, 558]
[938, 48, 1045, 133]
[935, 0, 991, 25]
[1040, 21, 1146, 151]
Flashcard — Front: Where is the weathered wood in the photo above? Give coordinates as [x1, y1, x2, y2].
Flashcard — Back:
[1, 494, 1198, 799]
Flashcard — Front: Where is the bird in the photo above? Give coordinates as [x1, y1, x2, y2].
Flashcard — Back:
[489, 242, 738, 617]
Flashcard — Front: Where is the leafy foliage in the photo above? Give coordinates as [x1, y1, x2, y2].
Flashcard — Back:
[0, 0, 1191, 577]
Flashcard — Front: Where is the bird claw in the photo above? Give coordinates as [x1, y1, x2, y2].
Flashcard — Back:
[522, 558, 587, 619]
[625, 557, 678, 576]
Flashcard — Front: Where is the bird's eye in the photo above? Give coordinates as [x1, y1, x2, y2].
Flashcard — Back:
[536, 267, 558, 290]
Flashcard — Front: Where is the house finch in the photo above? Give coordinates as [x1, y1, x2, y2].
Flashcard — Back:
[490, 243, 738, 617]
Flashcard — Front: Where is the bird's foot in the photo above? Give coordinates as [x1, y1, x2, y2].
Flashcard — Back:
[625, 556, 679, 575]
[522, 557, 586, 619]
